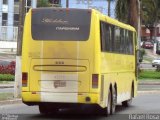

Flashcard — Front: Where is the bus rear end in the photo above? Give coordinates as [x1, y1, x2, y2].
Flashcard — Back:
[22, 8, 100, 112]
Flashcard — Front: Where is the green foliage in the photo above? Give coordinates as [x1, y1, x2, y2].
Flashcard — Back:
[0, 74, 15, 81]
[115, 0, 160, 32]
[37, 0, 61, 7]
[115, 0, 130, 23]
[37, 0, 50, 7]
[139, 71, 160, 79]
[141, 0, 160, 27]
[140, 48, 145, 56]
[115, 0, 138, 30]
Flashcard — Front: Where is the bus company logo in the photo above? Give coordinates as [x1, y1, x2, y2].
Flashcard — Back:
[54, 80, 66, 88]
[41, 18, 68, 25]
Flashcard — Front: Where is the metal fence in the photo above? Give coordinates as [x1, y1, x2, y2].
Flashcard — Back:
[0, 26, 18, 41]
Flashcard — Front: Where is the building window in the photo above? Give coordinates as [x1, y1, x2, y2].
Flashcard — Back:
[2, 13, 8, 26]
[14, 14, 19, 26]
[3, 0, 8, 4]
[26, 0, 31, 12]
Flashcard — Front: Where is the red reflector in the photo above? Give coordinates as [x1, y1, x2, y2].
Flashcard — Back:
[92, 74, 99, 88]
[22, 72, 28, 87]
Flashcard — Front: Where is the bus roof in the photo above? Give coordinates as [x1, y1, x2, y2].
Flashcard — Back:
[92, 9, 136, 32]
[29, 8, 136, 32]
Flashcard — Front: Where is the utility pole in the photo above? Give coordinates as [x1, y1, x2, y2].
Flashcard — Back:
[14, 0, 26, 98]
[137, 0, 141, 50]
[137, 0, 141, 77]
[0, 0, 2, 40]
[66, 0, 69, 8]
[107, 0, 111, 16]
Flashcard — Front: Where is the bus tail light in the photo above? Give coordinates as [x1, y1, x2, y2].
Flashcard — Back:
[92, 74, 99, 88]
[22, 72, 28, 87]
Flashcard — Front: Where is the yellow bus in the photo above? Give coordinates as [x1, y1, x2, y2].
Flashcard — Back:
[22, 8, 138, 115]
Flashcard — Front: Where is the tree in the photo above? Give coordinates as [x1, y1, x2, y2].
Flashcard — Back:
[37, 0, 50, 7]
[107, 0, 111, 16]
[115, 0, 139, 31]
[107, 0, 115, 17]
[37, 0, 61, 7]
[141, 0, 160, 39]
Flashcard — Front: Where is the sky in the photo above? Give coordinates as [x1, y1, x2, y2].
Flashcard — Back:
[61, 0, 116, 18]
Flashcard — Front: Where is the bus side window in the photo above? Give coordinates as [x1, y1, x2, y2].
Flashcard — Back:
[106, 24, 111, 51]
[100, 21, 107, 52]
[120, 28, 125, 53]
[115, 26, 120, 53]
[129, 31, 134, 55]
[125, 30, 129, 54]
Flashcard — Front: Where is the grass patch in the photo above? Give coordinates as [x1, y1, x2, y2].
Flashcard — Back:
[0, 93, 14, 101]
[139, 71, 160, 80]
[0, 74, 14, 81]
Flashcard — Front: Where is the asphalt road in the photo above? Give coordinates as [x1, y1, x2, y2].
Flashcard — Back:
[0, 93, 160, 120]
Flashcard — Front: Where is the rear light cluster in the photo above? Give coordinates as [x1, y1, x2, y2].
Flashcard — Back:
[92, 74, 99, 88]
[22, 72, 28, 87]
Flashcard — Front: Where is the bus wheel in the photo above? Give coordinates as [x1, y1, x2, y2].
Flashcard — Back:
[39, 104, 49, 114]
[111, 87, 116, 114]
[122, 87, 133, 107]
[106, 89, 112, 115]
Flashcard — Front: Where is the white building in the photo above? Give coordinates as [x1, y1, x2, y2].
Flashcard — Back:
[0, 0, 115, 42]
[0, 0, 37, 41]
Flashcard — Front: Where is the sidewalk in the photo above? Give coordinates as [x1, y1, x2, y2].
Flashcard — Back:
[145, 49, 160, 59]
[0, 99, 22, 105]
[0, 82, 14, 88]
[138, 80, 160, 85]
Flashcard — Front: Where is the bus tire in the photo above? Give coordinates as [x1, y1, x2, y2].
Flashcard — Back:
[106, 89, 112, 115]
[122, 86, 134, 107]
[111, 87, 116, 114]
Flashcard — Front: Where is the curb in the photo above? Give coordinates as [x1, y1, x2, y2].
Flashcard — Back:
[138, 91, 160, 94]
[138, 82, 160, 85]
[0, 99, 22, 105]
[138, 81, 160, 85]
[0, 86, 14, 88]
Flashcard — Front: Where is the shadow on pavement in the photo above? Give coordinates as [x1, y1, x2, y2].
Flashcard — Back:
[19, 105, 136, 120]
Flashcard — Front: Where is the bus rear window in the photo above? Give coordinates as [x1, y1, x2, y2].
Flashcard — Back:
[31, 8, 91, 41]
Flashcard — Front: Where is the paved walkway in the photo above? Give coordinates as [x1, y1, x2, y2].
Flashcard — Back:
[145, 49, 160, 59]
[0, 82, 14, 88]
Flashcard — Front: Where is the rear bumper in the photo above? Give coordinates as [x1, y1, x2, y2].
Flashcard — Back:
[22, 91, 99, 105]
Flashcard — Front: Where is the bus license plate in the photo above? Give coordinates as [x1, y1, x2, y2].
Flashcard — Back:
[54, 81, 66, 88]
